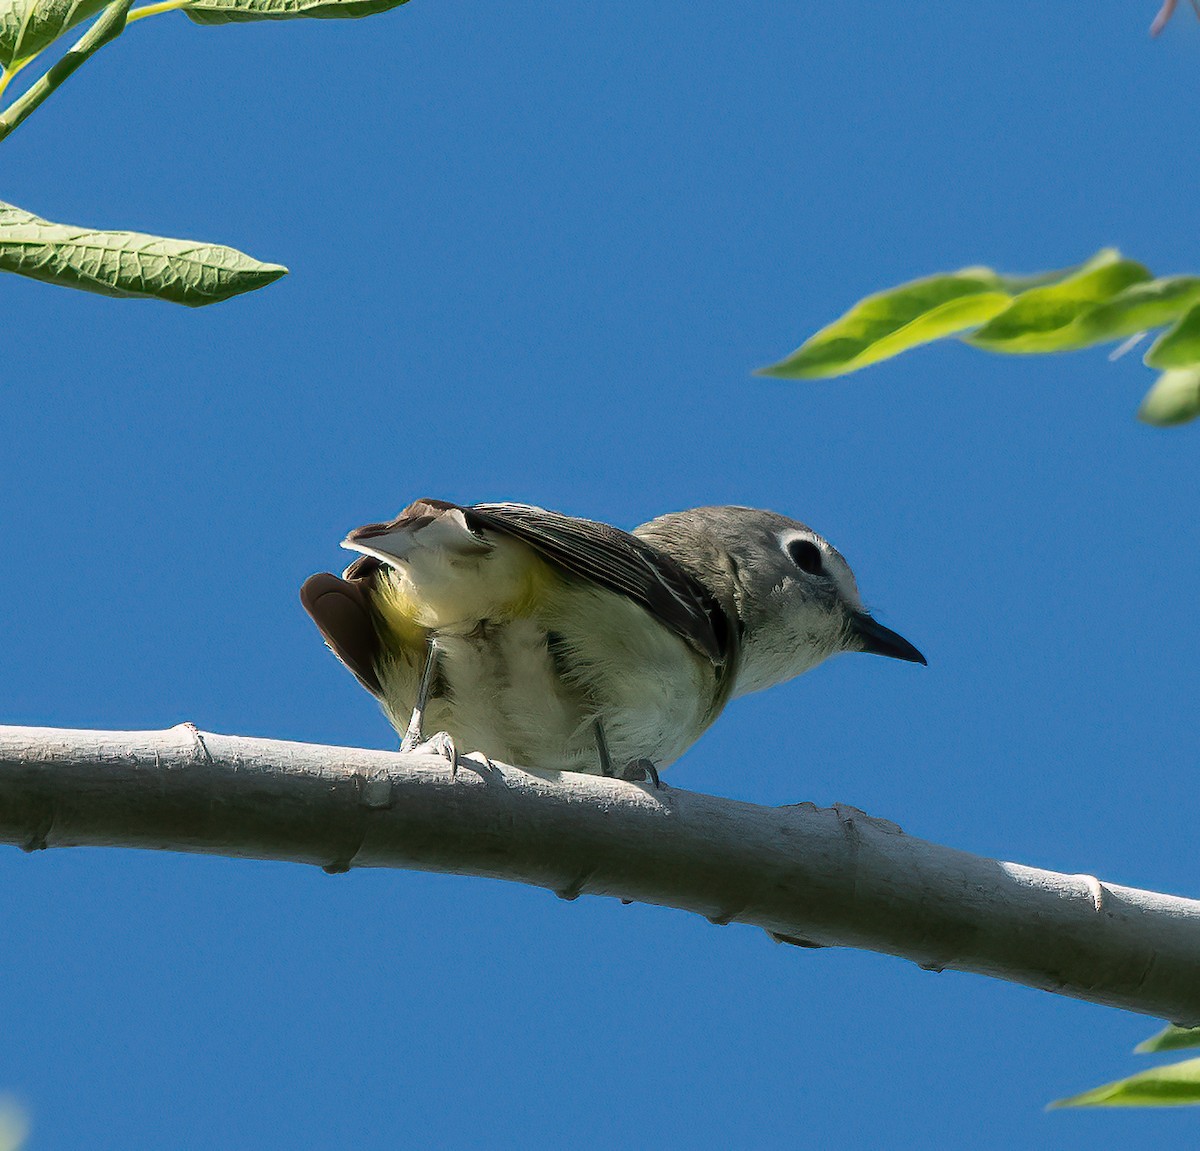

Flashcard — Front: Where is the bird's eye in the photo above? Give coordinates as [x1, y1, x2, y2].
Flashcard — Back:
[787, 538, 823, 575]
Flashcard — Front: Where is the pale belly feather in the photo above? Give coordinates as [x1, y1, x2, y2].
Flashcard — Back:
[375, 583, 719, 773]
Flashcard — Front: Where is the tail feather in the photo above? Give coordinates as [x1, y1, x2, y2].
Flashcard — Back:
[300, 571, 384, 695]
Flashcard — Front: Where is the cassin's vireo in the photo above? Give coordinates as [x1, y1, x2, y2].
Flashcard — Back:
[301, 500, 924, 784]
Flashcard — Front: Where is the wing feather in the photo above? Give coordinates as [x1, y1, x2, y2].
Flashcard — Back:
[466, 502, 729, 664]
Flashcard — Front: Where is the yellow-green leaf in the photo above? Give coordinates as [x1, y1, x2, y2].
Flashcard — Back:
[0, 1097, 27, 1151]
[992, 254, 1112, 297]
[1049, 1057, 1200, 1108]
[967, 249, 1153, 353]
[757, 269, 1010, 379]
[1144, 302, 1200, 370]
[186, 0, 407, 23]
[1075, 276, 1200, 344]
[761, 250, 1200, 427]
[1137, 367, 1200, 426]
[1137, 1025, 1200, 1054]
[0, 199, 287, 305]
[0, 0, 109, 67]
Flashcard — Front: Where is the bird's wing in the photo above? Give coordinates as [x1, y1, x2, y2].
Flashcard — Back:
[467, 502, 730, 664]
[303, 499, 732, 686]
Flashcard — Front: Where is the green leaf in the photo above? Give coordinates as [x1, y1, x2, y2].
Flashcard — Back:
[0, 0, 110, 68]
[0, 199, 287, 305]
[1049, 1057, 1200, 1108]
[1144, 302, 1200, 369]
[186, 0, 407, 24]
[1137, 1025, 1200, 1054]
[991, 254, 1116, 297]
[1074, 276, 1200, 344]
[761, 250, 1200, 427]
[0, 1097, 28, 1151]
[757, 268, 1011, 379]
[0, 0, 131, 144]
[968, 249, 1153, 353]
[1137, 367, 1200, 426]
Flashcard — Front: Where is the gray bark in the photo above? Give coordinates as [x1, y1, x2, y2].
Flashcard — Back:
[1, 723, 1198, 1024]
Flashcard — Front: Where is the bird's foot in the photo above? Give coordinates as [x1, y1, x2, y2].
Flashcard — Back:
[401, 730, 460, 777]
[621, 758, 663, 789]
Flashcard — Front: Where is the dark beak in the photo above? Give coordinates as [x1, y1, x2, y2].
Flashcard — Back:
[849, 611, 927, 665]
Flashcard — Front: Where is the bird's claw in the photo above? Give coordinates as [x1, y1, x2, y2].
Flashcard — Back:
[621, 758, 662, 789]
[401, 731, 460, 777]
[427, 732, 460, 777]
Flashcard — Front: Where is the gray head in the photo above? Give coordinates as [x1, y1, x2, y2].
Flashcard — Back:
[635, 506, 925, 698]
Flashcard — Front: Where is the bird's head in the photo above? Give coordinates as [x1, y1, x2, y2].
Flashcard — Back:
[642, 507, 925, 698]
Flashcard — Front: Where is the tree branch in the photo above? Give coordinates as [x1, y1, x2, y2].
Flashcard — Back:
[2, 723, 1198, 1024]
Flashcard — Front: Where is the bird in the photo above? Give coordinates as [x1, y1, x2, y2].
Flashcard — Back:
[300, 499, 925, 784]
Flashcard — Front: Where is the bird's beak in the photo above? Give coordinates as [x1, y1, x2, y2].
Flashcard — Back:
[848, 611, 927, 665]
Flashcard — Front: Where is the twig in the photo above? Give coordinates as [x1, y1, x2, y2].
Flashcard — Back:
[2, 722, 1199, 1023]
[0, 0, 133, 144]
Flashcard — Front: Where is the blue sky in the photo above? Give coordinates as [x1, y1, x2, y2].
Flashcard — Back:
[2, 2, 1199, 1146]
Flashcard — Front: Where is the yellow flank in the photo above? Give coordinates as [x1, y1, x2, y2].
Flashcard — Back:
[362, 532, 718, 770]
[506, 551, 561, 619]
[370, 536, 564, 646]
[370, 578, 429, 655]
